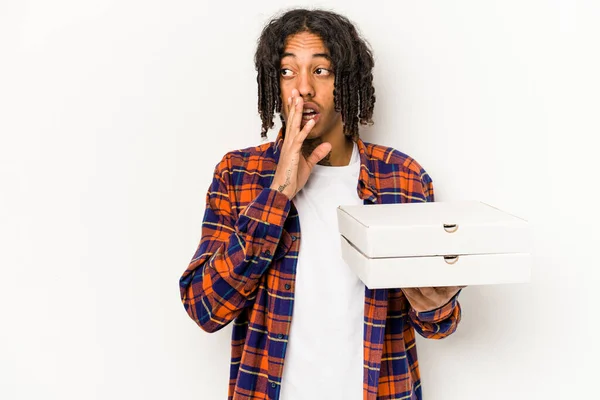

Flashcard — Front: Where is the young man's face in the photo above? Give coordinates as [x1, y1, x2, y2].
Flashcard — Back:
[279, 31, 342, 140]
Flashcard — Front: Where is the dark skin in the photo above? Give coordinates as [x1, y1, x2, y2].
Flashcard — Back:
[278, 32, 353, 167]
[301, 137, 332, 166]
[273, 32, 463, 312]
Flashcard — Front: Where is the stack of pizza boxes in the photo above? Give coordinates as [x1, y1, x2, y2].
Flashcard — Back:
[336, 201, 531, 289]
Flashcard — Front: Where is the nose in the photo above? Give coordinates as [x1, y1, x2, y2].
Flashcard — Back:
[297, 69, 315, 99]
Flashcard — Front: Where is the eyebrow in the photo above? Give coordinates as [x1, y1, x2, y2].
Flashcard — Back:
[281, 52, 331, 61]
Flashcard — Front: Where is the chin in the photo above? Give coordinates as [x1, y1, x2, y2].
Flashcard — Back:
[305, 123, 325, 136]
[305, 130, 323, 140]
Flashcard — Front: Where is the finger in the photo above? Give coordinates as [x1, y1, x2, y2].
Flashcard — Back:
[402, 288, 433, 312]
[401, 288, 420, 303]
[435, 286, 463, 296]
[401, 288, 418, 296]
[296, 116, 316, 143]
[407, 287, 441, 307]
[450, 286, 465, 296]
[304, 142, 332, 167]
[419, 287, 436, 297]
[287, 88, 299, 115]
[290, 95, 304, 136]
[286, 96, 296, 133]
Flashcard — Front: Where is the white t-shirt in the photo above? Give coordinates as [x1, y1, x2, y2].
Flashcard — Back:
[279, 141, 365, 400]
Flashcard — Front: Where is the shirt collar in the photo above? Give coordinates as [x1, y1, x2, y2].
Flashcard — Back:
[272, 128, 378, 202]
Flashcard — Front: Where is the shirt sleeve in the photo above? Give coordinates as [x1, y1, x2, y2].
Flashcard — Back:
[407, 290, 462, 339]
[179, 154, 291, 333]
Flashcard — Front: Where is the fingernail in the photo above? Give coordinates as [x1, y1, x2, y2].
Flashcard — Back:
[295, 97, 299, 105]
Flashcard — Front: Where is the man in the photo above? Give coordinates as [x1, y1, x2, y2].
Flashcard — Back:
[180, 8, 462, 400]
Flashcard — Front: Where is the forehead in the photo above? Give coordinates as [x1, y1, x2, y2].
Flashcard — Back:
[282, 31, 328, 55]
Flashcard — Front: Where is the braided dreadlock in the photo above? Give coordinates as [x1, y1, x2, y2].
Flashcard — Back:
[254, 9, 376, 141]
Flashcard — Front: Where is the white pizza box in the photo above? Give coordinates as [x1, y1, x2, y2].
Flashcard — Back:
[336, 201, 531, 258]
[339, 236, 532, 288]
[336, 201, 532, 288]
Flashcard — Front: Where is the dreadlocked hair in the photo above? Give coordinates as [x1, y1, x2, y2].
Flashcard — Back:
[254, 9, 376, 141]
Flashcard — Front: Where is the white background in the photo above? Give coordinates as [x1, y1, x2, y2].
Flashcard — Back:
[1, 1, 599, 399]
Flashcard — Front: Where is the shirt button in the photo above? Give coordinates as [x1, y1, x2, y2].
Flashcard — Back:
[277, 333, 283, 339]
[265, 250, 271, 257]
[291, 235, 297, 241]
[284, 284, 291, 290]
[271, 382, 276, 388]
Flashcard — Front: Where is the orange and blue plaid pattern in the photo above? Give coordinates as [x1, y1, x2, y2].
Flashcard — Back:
[180, 128, 461, 399]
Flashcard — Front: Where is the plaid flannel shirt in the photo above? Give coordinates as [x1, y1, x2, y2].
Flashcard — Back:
[180, 128, 461, 399]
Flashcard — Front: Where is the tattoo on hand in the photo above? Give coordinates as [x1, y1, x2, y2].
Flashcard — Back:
[277, 166, 292, 193]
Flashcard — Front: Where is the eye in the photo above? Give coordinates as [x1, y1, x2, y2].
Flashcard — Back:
[315, 68, 331, 76]
[280, 68, 294, 77]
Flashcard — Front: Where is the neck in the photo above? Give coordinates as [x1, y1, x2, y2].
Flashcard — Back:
[301, 124, 354, 166]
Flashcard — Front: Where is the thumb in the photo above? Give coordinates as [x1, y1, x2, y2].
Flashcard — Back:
[305, 142, 332, 168]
